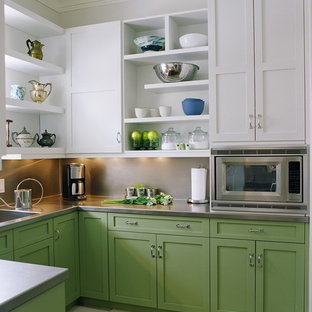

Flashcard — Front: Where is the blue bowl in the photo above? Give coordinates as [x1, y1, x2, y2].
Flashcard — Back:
[134, 35, 165, 53]
[182, 98, 204, 115]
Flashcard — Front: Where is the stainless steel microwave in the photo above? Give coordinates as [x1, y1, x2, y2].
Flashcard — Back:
[211, 147, 308, 214]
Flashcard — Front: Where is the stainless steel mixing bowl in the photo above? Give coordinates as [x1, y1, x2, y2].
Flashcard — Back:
[153, 62, 199, 83]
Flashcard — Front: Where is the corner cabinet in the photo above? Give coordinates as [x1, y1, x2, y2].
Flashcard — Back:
[208, 0, 305, 145]
[66, 22, 122, 156]
[3, 0, 66, 159]
[123, 9, 210, 158]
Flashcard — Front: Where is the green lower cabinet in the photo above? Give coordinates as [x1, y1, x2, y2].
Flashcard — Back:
[79, 211, 109, 300]
[109, 231, 157, 308]
[256, 241, 304, 312]
[211, 238, 305, 312]
[14, 238, 54, 265]
[0, 251, 13, 260]
[157, 235, 209, 312]
[54, 212, 80, 305]
[11, 282, 65, 312]
[109, 231, 209, 312]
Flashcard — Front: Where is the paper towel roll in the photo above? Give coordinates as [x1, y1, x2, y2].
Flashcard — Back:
[191, 168, 207, 201]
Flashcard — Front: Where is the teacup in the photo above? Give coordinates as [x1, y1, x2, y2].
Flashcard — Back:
[10, 85, 26, 100]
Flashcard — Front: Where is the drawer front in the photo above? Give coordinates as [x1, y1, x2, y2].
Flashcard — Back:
[108, 213, 209, 237]
[14, 219, 53, 249]
[0, 230, 13, 255]
[210, 219, 305, 243]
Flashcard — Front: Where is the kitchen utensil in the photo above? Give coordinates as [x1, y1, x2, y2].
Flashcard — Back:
[37, 130, 56, 147]
[135, 107, 149, 118]
[153, 62, 199, 83]
[12, 127, 38, 147]
[28, 80, 52, 103]
[26, 39, 44, 60]
[159, 105, 171, 117]
[182, 98, 205, 115]
[14, 178, 44, 210]
[179, 33, 208, 48]
[10, 85, 26, 100]
[134, 35, 165, 53]
[161, 127, 180, 150]
[188, 127, 209, 149]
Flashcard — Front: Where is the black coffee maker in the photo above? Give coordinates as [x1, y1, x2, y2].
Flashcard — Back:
[63, 163, 86, 200]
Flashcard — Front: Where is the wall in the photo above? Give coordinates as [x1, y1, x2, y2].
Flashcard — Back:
[0, 159, 61, 204]
[63, 157, 209, 199]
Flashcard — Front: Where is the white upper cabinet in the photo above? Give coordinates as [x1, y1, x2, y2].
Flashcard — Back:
[209, 0, 305, 145]
[0, 0, 5, 162]
[66, 21, 122, 155]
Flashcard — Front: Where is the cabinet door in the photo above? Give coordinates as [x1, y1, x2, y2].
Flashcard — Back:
[109, 231, 157, 308]
[208, 0, 255, 142]
[157, 235, 209, 312]
[67, 21, 122, 154]
[256, 241, 304, 312]
[54, 213, 80, 305]
[0, 0, 5, 158]
[254, 0, 305, 142]
[79, 211, 108, 300]
[210, 238, 255, 312]
[0, 252, 13, 260]
[14, 238, 54, 266]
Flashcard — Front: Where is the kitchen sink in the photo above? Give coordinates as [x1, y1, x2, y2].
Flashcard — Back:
[0, 209, 39, 223]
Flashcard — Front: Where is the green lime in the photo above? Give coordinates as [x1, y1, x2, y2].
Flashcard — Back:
[147, 130, 159, 150]
[130, 130, 142, 150]
[142, 131, 150, 150]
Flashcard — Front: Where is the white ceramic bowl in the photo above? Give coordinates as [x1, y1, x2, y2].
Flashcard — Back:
[159, 106, 172, 117]
[149, 108, 160, 117]
[179, 33, 208, 48]
[135, 107, 149, 118]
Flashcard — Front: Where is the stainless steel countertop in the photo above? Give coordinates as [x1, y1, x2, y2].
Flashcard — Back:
[0, 195, 308, 229]
[0, 260, 68, 312]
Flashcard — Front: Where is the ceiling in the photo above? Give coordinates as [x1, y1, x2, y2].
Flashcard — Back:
[37, 0, 129, 12]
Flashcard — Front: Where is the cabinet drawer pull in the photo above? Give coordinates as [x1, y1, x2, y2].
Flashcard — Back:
[176, 223, 190, 229]
[249, 253, 254, 267]
[248, 228, 264, 233]
[116, 131, 121, 143]
[150, 245, 156, 258]
[257, 253, 263, 268]
[157, 246, 163, 258]
[54, 229, 60, 241]
[249, 114, 254, 129]
[125, 221, 139, 225]
[257, 114, 262, 129]
[125, 221, 138, 225]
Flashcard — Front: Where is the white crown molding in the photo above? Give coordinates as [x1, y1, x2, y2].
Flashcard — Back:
[37, 0, 129, 13]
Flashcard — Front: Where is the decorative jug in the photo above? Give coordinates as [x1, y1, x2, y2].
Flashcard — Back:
[28, 80, 52, 103]
[12, 127, 39, 147]
[37, 130, 56, 147]
[26, 39, 44, 60]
